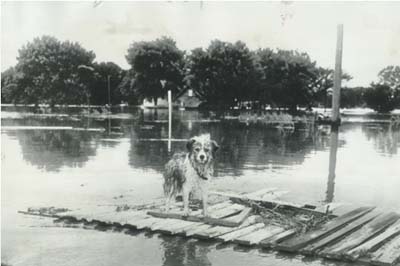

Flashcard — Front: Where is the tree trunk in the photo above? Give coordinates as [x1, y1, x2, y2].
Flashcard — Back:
[153, 97, 158, 107]
[289, 104, 297, 114]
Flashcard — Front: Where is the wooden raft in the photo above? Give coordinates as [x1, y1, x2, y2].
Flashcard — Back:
[18, 188, 400, 266]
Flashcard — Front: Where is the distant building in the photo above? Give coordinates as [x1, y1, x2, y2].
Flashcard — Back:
[142, 89, 202, 109]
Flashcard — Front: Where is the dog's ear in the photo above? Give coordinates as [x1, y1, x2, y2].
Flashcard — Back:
[211, 140, 219, 154]
[186, 138, 196, 152]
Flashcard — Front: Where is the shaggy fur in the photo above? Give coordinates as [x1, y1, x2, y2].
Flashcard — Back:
[163, 134, 219, 216]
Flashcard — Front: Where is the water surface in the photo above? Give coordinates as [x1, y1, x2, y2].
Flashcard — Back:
[2, 107, 399, 266]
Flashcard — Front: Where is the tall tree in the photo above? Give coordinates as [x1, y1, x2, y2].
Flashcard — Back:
[340, 87, 366, 108]
[125, 37, 185, 105]
[364, 66, 400, 113]
[378, 65, 400, 90]
[90, 62, 125, 105]
[118, 69, 141, 105]
[364, 84, 399, 113]
[310, 67, 352, 107]
[1, 67, 21, 103]
[187, 40, 260, 108]
[255, 49, 318, 111]
[8, 35, 96, 106]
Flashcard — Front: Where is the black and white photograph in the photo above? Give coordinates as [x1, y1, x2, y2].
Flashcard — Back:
[1, 1, 400, 266]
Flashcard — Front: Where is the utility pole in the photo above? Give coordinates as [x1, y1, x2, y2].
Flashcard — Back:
[107, 75, 111, 107]
[326, 24, 344, 204]
[331, 24, 343, 125]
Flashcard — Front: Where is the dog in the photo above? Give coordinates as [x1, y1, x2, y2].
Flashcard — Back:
[163, 134, 219, 216]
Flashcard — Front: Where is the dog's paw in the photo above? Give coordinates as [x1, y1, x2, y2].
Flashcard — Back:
[183, 210, 190, 216]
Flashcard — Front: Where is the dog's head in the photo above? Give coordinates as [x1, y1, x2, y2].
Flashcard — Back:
[186, 134, 219, 164]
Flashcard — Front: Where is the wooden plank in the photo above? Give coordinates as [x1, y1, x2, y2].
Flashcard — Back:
[210, 191, 287, 203]
[90, 208, 144, 224]
[18, 210, 60, 218]
[193, 215, 260, 239]
[248, 188, 285, 199]
[275, 206, 374, 252]
[371, 234, 400, 266]
[234, 187, 278, 198]
[260, 190, 289, 200]
[147, 201, 231, 220]
[135, 217, 165, 230]
[320, 212, 400, 259]
[166, 219, 206, 235]
[147, 191, 251, 235]
[151, 218, 185, 232]
[301, 210, 381, 255]
[185, 224, 213, 236]
[148, 205, 202, 232]
[234, 225, 285, 246]
[225, 207, 252, 224]
[217, 223, 266, 242]
[259, 229, 297, 248]
[159, 220, 200, 234]
[184, 205, 247, 234]
[207, 203, 245, 219]
[162, 205, 231, 235]
[147, 203, 244, 227]
[212, 191, 332, 217]
[176, 204, 245, 236]
[314, 202, 347, 215]
[346, 219, 400, 261]
[203, 206, 250, 227]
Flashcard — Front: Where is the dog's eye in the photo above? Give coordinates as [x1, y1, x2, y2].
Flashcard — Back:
[204, 148, 210, 152]
[195, 148, 201, 152]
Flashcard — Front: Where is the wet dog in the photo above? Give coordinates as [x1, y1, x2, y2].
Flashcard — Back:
[163, 134, 219, 216]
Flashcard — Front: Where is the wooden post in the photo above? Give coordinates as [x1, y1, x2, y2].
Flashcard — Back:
[326, 24, 343, 202]
[331, 24, 343, 124]
[168, 90, 172, 152]
[326, 126, 338, 203]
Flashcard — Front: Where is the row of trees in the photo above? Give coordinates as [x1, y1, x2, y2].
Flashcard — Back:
[1, 36, 127, 107]
[2, 35, 400, 112]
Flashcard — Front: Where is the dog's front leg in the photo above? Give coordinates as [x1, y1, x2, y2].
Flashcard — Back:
[182, 186, 190, 216]
[165, 195, 172, 212]
[202, 192, 208, 217]
[202, 185, 209, 217]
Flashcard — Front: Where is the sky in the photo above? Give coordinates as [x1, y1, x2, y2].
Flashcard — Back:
[1, 1, 400, 87]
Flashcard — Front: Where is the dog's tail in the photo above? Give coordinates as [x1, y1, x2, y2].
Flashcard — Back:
[163, 162, 184, 197]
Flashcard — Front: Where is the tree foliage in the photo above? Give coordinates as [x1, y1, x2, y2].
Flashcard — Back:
[5, 36, 96, 106]
[311, 68, 352, 107]
[363, 65, 400, 113]
[364, 84, 399, 113]
[90, 62, 125, 105]
[9, 35, 392, 111]
[341, 87, 366, 108]
[186, 40, 260, 108]
[254, 49, 319, 111]
[378, 65, 400, 90]
[118, 69, 141, 105]
[125, 36, 185, 105]
[1, 67, 20, 103]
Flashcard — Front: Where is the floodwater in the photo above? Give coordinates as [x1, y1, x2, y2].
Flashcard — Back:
[1, 106, 400, 266]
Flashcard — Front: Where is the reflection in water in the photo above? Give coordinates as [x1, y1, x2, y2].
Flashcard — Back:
[160, 236, 211, 266]
[8, 129, 98, 172]
[2, 108, 400, 266]
[326, 125, 339, 203]
[128, 117, 329, 176]
[362, 120, 400, 156]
